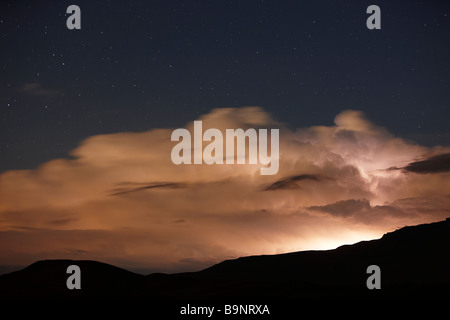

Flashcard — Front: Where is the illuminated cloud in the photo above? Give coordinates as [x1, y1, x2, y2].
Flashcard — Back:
[0, 107, 449, 273]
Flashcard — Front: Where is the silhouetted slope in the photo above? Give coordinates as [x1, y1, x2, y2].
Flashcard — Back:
[202, 218, 450, 284]
[189, 218, 450, 298]
[140, 218, 449, 299]
[0, 260, 144, 299]
[0, 219, 449, 299]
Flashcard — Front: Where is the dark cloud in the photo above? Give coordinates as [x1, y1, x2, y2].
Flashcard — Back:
[308, 198, 418, 224]
[308, 199, 371, 217]
[111, 182, 186, 195]
[403, 153, 450, 174]
[263, 174, 323, 191]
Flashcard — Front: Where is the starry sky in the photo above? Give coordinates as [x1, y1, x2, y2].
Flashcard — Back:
[1, 1, 450, 274]
[1, 0, 449, 171]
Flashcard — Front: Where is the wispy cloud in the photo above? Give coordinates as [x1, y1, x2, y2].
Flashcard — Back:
[263, 174, 324, 190]
[111, 182, 186, 195]
[19, 82, 60, 98]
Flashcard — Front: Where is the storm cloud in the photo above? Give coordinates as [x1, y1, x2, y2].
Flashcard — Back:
[0, 107, 449, 273]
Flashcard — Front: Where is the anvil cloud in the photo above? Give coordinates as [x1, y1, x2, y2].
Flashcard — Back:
[0, 107, 449, 273]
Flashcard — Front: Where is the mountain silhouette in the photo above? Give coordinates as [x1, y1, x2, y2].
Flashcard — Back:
[0, 218, 449, 299]
[0, 260, 144, 299]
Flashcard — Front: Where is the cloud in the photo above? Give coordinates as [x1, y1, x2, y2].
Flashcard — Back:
[111, 182, 186, 195]
[307, 198, 420, 224]
[403, 153, 450, 174]
[309, 199, 372, 217]
[19, 82, 60, 98]
[0, 107, 449, 273]
[263, 174, 324, 190]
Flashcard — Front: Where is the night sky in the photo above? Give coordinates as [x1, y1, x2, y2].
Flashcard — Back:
[1, 1, 450, 274]
[1, 0, 449, 171]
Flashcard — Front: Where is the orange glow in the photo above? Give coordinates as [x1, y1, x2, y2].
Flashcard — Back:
[0, 107, 449, 273]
